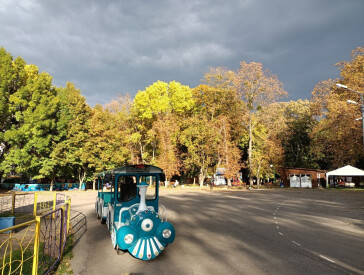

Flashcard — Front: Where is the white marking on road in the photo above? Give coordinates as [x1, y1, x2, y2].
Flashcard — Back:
[278, 232, 284, 236]
[319, 255, 335, 263]
[292, 241, 301, 246]
[276, 226, 279, 229]
[275, 221, 278, 224]
[274, 217, 276, 219]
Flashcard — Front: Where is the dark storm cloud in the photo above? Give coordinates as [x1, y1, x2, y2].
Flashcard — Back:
[1, 0, 363, 105]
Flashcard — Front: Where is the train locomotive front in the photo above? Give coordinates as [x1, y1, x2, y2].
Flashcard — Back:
[95, 165, 175, 260]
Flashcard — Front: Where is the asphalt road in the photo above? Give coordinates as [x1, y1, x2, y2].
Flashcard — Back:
[68, 188, 364, 275]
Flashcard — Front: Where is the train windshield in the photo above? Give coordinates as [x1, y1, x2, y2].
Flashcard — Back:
[117, 174, 158, 202]
[117, 175, 137, 202]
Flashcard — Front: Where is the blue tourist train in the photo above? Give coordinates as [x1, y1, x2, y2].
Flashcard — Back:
[95, 165, 175, 260]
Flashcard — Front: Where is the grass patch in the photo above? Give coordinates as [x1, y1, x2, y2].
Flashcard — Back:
[0, 247, 34, 274]
[329, 187, 364, 191]
[0, 243, 45, 274]
[52, 235, 74, 275]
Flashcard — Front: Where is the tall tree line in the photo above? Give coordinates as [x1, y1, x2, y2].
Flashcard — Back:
[0, 46, 363, 188]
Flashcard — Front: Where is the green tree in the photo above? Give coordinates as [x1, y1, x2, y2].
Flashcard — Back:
[51, 82, 91, 190]
[280, 100, 317, 168]
[2, 64, 60, 182]
[180, 115, 218, 186]
[85, 99, 131, 181]
[132, 80, 194, 164]
[0, 48, 27, 182]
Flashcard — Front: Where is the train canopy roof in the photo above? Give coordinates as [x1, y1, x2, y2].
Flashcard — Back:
[96, 165, 164, 177]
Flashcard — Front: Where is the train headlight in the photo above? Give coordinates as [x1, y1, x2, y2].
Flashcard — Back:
[117, 226, 138, 250]
[124, 234, 134, 244]
[162, 229, 171, 239]
[156, 222, 175, 244]
[141, 218, 154, 232]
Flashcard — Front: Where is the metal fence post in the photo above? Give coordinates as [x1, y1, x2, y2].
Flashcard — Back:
[32, 216, 41, 275]
[33, 192, 38, 216]
[53, 193, 57, 212]
[67, 197, 71, 233]
[60, 206, 65, 257]
[53, 192, 57, 219]
[11, 192, 15, 215]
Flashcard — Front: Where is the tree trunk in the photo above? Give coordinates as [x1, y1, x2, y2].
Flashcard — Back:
[50, 177, 54, 192]
[256, 164, 261, 189]
[78, 168, 86, 191]
[248, 115, 253, 187]
[92, 178, 96, 191]
[152, 142, 156, 162]
[199, 168, 205, 187]
[139, 143, 144, 163]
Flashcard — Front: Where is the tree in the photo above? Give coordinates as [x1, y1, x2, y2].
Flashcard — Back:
[337, 46, 364, 94]
[310, 80, 362, 169]
[215, 116, 242, 185]
[2, 64, 60, 182]
[85, 99, 131, 182]
[132, 80, 194, 164]
[189, 69, 244, 186]
[280, 100, 317, 168]
[51, 82, 91, 190]
[180, 115, 218, 186]
[200, 67, 244, 139]
[154, 114, 181, 181]
[0, 48, 27, 182]
[310, 47, 364, 169]
[234, 61, 287, 186]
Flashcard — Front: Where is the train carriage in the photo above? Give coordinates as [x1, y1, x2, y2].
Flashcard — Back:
[95, 164, 175, 260]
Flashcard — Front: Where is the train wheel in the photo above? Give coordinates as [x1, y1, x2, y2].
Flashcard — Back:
[116, 249, 125, 255]
[96, 205, 101, 219]
[101, 217, 106, 224]
[115, 244, 125, 255]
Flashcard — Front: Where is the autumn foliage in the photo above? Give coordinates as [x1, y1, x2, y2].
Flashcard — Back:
[0, 45, 364, 187]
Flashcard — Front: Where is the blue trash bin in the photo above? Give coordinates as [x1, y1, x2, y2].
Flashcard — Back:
[0, 216, 15, 233]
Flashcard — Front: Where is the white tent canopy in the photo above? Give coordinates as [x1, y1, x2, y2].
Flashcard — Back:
[326, 165, 364, 177]
[326, 165, 364, 187]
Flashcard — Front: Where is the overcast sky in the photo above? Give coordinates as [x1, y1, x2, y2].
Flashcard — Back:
[1, 0, 363, 106]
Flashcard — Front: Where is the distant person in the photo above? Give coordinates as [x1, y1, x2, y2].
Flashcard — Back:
[173, 180, 179, 188]
[210, 177, 214, 191]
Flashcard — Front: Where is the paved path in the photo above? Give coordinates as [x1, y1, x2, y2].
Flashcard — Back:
[67, 188, 364, 275]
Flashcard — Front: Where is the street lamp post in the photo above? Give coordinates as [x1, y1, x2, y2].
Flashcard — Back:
[336, 83, 364, 147]
[270, 164, 276, 185]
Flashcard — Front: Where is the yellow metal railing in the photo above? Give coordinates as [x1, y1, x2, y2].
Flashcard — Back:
[0, 193, 71, 275]
[0, 220, 39, 274]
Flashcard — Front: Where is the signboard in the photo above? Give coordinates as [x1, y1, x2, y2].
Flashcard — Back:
[126, 165, 150, 173]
